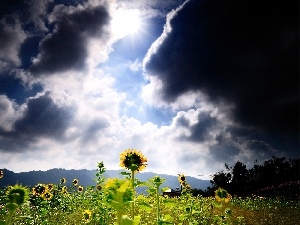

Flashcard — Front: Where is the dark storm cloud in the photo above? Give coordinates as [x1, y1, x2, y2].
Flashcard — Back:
[144, 0, 299, 141]
[0, 93, 73, 152]
[29, 3, 111, 75]
[176, 112, 218, 142]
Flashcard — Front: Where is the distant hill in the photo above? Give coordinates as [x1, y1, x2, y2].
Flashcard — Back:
[0, 168, 211, 192]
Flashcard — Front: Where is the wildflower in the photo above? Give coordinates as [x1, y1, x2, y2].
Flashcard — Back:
[47, 184, 54, 192]
[119, 149, 147, 172]
[32, 184, 47, 196]
[184, 184, 191, 190]
[96, 184, 102, 191]
[151, 176, 165, 187]
[83, 209, 92, 223]
[97, 161, 104, 169]
[42, 192, 53, 201]
[178, 174, 186, 186]
[0, 170, 3, 179]
[78, 186, 84, 193]
[7, 184, 29, 206]
[214, 187, 231, 203]
[224, 194, 232, 203]
[61, 186, 68, 193]
[60, 178, 66, 184]
[72, 179, 79, 186]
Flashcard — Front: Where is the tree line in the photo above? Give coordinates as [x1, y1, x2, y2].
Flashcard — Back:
[193, 156, 299, 198]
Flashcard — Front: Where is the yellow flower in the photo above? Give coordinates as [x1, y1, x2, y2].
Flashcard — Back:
[214, 187, 231, 203]
[60, 178, 66, 184]
[96, 184, 102, 191]
[61, 186, 68, 193]
[32, 184, 47, 196]
[78, 186, 84, 193]
[178, 174, 185, 184]
[42, 192, 53, 201]
[119, 149, 147, 172]
[82, 209, 92, 223]
[178, 174, 186, 185]
[72, 179, 79, 186]
[215, 195, 222, 202]
[0, 170, 3, 179]
[224, 194, 232, 203]
[47, 184, 54, 192]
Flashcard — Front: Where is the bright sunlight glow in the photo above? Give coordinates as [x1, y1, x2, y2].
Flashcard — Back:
[112, 9, 141, 40]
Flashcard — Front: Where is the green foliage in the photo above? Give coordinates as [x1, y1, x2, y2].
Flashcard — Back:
[211, 157, 300, 198]
[0, 156, 299, 224]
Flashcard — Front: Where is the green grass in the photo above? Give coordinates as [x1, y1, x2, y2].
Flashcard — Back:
[0, 182, 299, 225]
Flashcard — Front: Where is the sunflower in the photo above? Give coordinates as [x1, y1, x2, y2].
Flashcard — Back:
[224, 194, 232, 203]
[42, 192, 53, 201]
[61, 186, 68, 193]
[214, 187, 231, 203]
[32, 184, 47, 196]
[72, 179, 79, 186]
[7, 184, 29, 206]
[82, 209, 92, 223]
[96, 184, 102, 191]
[78, 186, 84, 193]
[60, 178, 66, 184]
[119, 149, 147, 172]
[178, 174, 186, 185]
[47, 184, 54, 192]
[0, 170, 3, 179]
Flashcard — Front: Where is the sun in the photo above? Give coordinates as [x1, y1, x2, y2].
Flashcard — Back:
[111, 8, 141, 39]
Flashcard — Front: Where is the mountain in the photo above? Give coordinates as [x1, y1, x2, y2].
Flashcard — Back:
[0, 168, 210, 191]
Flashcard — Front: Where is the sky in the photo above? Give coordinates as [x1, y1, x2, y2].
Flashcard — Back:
[0, 0, 298, 180]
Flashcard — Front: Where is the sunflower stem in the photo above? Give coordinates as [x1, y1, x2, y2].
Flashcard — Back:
[156, 184, 160, 225]
[131, 170, 135, 219]
[5, 204, 17, 225]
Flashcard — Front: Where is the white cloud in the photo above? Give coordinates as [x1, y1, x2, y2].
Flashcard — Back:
[0, 19, 27, 66]
[0, 95, 19, 131]
[129, 59, 142, 72]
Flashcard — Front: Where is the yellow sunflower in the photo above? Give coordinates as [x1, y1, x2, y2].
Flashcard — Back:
[96, 184, 102, 191]
[72, 179, 79, 186]
[214, 187, 231, 203]
[32, 184, 47, 196]
[82, 209, 92, 223]
[119, 149, 147, 172]
[61, 186, 68, 193]
[60, 178, 66, 184]
[178, 174, 186, 185]
[78, 186, 84, 193]
[47, 184, 54, 192]
[42, 192, 53, 201]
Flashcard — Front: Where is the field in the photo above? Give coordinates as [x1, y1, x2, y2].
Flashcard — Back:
[1, 150, 299, 225]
